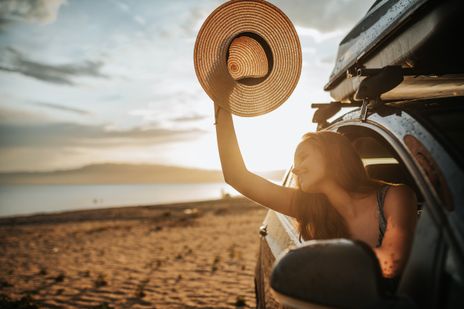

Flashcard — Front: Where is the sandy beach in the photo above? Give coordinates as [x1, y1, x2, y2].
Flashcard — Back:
[0, 197, 267, 308]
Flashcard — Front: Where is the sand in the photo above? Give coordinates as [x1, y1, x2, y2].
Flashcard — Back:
[0, 197, 267, 308]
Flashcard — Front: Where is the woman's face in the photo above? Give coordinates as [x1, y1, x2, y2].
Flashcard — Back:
[293, 141, 327, 192]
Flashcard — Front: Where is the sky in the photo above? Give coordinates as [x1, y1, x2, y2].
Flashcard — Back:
[0, 0, 374, 173]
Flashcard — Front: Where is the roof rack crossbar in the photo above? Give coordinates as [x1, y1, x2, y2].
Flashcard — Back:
[311, 101, 361, 130]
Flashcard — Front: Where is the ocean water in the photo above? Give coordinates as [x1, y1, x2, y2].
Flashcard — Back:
[0, 183, 240, 218]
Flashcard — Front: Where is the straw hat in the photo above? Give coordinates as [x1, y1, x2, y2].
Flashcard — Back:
[194, 0, 302, 117]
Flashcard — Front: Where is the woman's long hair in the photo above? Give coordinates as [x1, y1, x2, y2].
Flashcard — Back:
[292, 131, 383, 241]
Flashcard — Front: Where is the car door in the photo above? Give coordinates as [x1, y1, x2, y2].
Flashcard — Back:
[254, 178, 300, 308]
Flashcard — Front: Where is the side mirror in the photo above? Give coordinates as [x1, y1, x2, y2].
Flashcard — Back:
[270, 239, 384, 309]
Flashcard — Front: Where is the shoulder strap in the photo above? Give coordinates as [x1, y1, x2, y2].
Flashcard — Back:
[376, 185, 390, 247]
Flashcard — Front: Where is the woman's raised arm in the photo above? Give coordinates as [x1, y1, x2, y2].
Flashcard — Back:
[214, 103, 297, 217]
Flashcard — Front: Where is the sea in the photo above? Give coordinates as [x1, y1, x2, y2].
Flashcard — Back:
[0, 183, 241, 218]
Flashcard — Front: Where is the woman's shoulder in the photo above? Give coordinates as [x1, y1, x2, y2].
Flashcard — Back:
[374, 181, 414, 196]
[382, 183, 417, 217]
[384, 183, 415, 197]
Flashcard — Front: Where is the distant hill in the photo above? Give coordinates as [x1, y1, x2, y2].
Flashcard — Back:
[0, 163, 286, 185]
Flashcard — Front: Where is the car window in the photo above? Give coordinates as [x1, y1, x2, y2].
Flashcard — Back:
[339, 126, 424, 206]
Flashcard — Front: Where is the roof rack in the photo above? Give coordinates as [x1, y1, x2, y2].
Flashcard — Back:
[312, 65, 404, 129]
[311, 101, 360, 130]
[353, 65, 403, 121]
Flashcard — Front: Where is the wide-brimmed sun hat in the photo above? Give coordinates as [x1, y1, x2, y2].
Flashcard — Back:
[194, 0, 302, 117]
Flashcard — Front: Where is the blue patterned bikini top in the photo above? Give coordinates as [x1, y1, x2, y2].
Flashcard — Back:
[376, 185, 391, 248]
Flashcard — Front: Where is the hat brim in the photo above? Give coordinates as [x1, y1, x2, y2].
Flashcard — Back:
[194, 0, 302, 117]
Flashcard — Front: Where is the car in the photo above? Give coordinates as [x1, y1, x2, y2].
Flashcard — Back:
[255, 95, 464, 308]
[254, 0, 464, 308]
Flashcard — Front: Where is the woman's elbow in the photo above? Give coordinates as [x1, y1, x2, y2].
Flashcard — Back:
[222, 171, 239, 188]
[222, 170, 248, 193]
[375, 248, 406, 278]
[223, 173, 234, 187]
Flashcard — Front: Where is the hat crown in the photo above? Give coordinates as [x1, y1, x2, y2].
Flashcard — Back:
[227, 36, 269, 81]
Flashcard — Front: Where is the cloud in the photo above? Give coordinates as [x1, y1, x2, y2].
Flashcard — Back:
[0, 122, 206, 148]
[157, 1, 222, 39]
[0, 105, 49, 124]
[32, 102, 90, 115]
[321, 54, 336, 65]
[0, 0, 66, 24]
[0, 17, 9, 31]
[172, 114, 207, 122]
[0, 47, 107, 85]
[128, 91, 204, 124]
[269, 0, 373, 32]
[157, 0, 371, 39]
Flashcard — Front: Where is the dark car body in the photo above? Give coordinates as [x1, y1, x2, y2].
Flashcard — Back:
[254, 98, 464, 308]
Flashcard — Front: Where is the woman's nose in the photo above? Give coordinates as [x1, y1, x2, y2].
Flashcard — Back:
[292, 167, 303, 175]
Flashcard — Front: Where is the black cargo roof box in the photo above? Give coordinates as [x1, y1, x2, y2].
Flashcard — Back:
[325, 0, 464, 102]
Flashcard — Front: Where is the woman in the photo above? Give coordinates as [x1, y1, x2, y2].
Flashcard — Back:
[214, 102, 418, 281]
